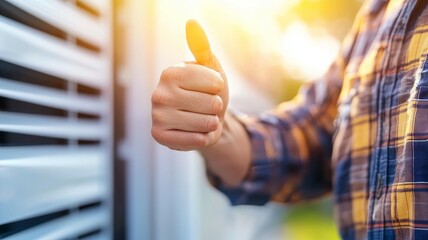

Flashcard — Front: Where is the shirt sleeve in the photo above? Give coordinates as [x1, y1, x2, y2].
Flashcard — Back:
[207, 16, 362, 205]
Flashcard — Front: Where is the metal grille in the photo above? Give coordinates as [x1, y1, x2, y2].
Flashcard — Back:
[0, 0, 113, 239]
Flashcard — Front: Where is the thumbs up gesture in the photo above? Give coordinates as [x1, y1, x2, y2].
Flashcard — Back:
[151, 20, 229, 151]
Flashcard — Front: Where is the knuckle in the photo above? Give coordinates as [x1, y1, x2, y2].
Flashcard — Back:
[151, 109, 163, 124]
[151, 89, 168, 105]
[151, 128, 165, 143]
[160, 67, 173, 82]
[162, 66, 182, 83]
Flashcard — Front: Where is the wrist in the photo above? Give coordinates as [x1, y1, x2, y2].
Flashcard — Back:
[200, 111, 252, 186]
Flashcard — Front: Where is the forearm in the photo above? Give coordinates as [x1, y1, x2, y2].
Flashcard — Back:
[199, 112, 252, 187]
[205, 106, 335, 205]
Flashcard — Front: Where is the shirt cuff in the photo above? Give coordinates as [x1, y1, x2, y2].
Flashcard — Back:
[206, 111, 287, 206]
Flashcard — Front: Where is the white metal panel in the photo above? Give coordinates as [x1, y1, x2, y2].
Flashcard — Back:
[4, 208, 108, 240]
[0, 146, 107, 224]
[0, 111, 107, 140]
[122, 0, 157, 239]
[7, 0, 107, 48]
[0, 16, 108, 89]
[0, 0, 113, 238]
[0, 77, 106, 115]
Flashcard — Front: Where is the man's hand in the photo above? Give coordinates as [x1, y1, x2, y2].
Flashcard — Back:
[151, 20, 229, 151]
[151, 20, 250, 186]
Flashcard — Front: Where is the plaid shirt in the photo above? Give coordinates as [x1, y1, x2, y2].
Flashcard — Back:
[209, 0, 428, 239]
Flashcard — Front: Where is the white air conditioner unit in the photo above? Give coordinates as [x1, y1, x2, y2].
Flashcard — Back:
[0, 0, 113, 239]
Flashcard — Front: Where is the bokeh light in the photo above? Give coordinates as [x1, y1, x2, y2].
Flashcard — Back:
[197, 0, 361, 102]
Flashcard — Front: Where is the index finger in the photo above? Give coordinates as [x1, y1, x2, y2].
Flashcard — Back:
[174, 63, 224, 95]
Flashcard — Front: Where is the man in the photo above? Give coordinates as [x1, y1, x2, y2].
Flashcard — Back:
[151, 0, 428, 239]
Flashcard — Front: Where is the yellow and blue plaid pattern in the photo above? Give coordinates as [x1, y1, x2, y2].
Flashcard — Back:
[209, 0, 428, 239]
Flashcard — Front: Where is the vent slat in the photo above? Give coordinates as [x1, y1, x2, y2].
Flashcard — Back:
[0, 112, 107, 140]
[6, 0, 106, 49]
[0, 78, 105, 115]
[3, 209, 107, 240]
[79, 232, 109, 240]
[0, 146, 107, 225]
[0, 16, 107, 89]
[79, 0, 107, 16]
[0, 0, 112, 238]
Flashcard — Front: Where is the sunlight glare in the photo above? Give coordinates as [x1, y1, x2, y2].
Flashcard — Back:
[280, 21, 340, 80]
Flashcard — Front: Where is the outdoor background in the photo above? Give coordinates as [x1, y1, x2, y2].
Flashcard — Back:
[138, 0, 363, 239]
[195, 0, 363, 239]
[0, 0, 364, 239]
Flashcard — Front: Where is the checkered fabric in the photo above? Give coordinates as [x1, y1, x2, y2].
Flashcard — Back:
[209, 0, 428, 239]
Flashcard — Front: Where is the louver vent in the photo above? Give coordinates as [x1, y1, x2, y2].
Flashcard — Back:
[0, 0, 113, 239]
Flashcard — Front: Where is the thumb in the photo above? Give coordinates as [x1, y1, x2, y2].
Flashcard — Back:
[186, 19, 223, 72]
[186, 19, 229, 125]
